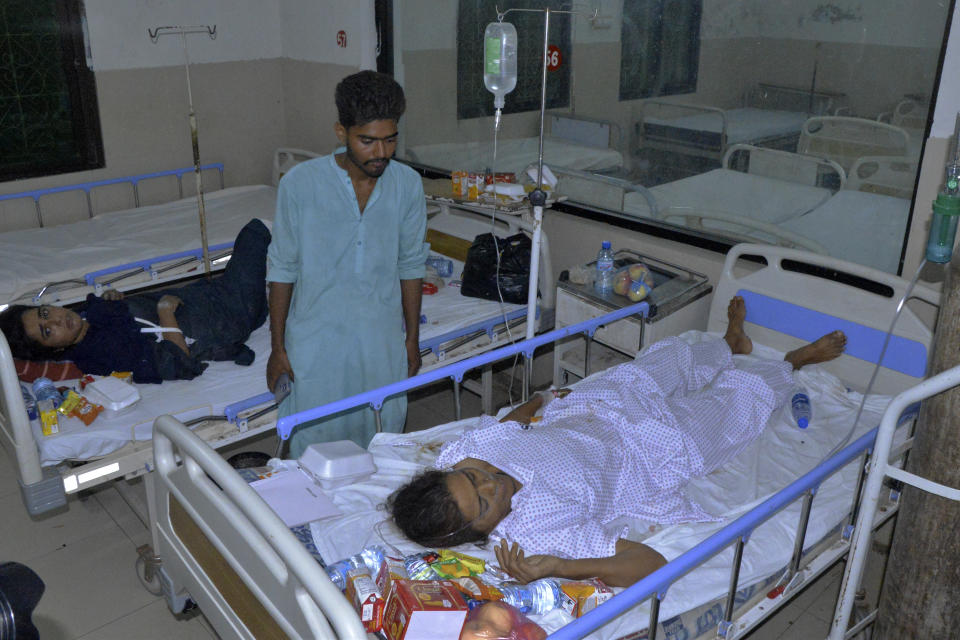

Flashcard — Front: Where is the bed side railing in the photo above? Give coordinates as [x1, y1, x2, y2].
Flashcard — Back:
[547, 422, 891, 640]
[275, 301, 651, 440]
[153, 414, 367, 639]
[0, 163, 225, 229]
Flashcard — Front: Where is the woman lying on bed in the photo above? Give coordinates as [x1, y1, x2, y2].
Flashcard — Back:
[0, 218, 270, 383]
[388, 296, 847, 587]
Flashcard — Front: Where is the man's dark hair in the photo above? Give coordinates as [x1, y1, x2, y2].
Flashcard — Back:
[335, 70, 406, 129]
[387, 470, 487, 548]
[0, 305, 63, 360]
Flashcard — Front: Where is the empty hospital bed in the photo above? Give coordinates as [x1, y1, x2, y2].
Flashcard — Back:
[0, 153, 555, 516]
[147, 242, 937, 639]
[404, 114, 624, 177]
[636, 83, 842, 180]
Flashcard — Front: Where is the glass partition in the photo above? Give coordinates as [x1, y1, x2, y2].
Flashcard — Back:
[397, 1, 950, 275]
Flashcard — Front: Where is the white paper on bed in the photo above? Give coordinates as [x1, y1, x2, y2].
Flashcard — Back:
[406, 137, 623, 177]
[623, 169, 832, 224]
[301, 331, 893, 639]
[0, 185, 278, 304]
[250, 469, 342, 527]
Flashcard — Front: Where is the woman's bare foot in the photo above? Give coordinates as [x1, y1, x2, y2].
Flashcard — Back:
[723, 296, 753, 355]
[784, 330, 847, 370]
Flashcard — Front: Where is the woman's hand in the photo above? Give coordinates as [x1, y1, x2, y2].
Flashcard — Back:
[494, 539, 562, 584]
[156, 295, 182, 313]
[101, 289, 124, 301]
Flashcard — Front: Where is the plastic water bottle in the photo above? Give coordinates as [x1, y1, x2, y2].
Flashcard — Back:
[788, 387, 813, 429]
[594, 241, 615, 294]
[20, 383, 37, 420]
[32, 377, 62, 409]
[403, 551, 442, 581]
[483, 21, 518, 111]
[500, 578, 562, 614]
[325, 545, 386, 591]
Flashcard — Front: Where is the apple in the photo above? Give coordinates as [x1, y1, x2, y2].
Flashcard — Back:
[613, 271, 632, 296]
[628, 263, 654, 287]
[628, 280, 650, 302]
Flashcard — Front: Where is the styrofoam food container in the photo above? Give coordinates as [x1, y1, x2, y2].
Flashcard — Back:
[298, 440, 376, 489]
[84, 376, 141, 411]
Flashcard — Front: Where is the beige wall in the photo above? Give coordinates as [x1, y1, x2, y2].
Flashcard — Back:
[0, 57, 358, 200]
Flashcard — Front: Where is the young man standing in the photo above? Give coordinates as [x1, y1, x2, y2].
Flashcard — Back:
[266, 71, 428, 456]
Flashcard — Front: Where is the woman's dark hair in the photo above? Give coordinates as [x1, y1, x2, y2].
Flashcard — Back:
[335, 70, 406, 129]
[387, 470, 487, 548]
[0, 305, 63, 360]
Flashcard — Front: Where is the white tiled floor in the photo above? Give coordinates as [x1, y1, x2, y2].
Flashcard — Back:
[1, 379, 884, 639]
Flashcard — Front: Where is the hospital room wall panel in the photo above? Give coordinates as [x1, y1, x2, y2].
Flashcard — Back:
[280, 58, 361, 155]
[93, 60, 286, 188]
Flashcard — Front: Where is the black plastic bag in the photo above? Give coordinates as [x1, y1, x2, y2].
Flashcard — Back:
[460, 232, 532, 304]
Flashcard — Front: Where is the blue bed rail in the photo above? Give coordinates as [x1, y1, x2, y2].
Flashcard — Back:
[0, 163, 224, 227]
[273, 301, 650, 440]
[83, 241, 234, 286]
[546, 424, 882, 639]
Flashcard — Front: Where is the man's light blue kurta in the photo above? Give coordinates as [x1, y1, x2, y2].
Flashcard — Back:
[267, 151, 428, 456]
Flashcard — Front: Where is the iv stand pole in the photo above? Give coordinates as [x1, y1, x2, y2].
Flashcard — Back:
[149, 24, 217, 278]
[497, 5, 596, 400]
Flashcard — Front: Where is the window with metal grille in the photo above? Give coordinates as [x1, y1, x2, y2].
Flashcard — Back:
[0, 0, 103, 181]
[457, 0, 571, 119]
[620, 0, 702, 100]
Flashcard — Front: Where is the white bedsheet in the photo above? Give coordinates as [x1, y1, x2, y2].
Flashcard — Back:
[781, 190, 911, 274]
[623, 169, 832, 224]
[645, 108, 809, 145]
[406, 136, 623, 176]
[302, 331, 891, 639]
[0, 185, 278, 304]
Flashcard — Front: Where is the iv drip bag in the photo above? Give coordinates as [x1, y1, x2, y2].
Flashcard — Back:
[484, 22, 517, 110]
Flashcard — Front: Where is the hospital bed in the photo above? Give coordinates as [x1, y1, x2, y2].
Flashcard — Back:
[798, 116, 914, 174]
[636, 83, 841, 179]
[0, 152, 555, 515]
[147, 242, 937, 639]
[578, 145, 842, 251]
[404, 114, 624, 177]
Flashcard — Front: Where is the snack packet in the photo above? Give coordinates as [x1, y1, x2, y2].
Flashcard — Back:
[558, 579, 614, 617]
[346, 569, 385, 632]
[451, 576, 504, 604]
[434, 549, 486, 578]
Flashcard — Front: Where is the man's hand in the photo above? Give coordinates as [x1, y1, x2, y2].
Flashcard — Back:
[267, 348, 294, 394]
[101, 289, 124, 301]
[406, 337, 421, 377]
[494, 539, 562, 584]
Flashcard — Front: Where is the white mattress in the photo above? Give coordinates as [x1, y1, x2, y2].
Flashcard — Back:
[33, 280, 525, 465]
[781, 190, 911, 274]
[406, 136, 623, 176]
[645, 108, 808, 145]
[301, 331, 892, 639]
[624, 169, 832, 224]
[0, 185, 278, 305]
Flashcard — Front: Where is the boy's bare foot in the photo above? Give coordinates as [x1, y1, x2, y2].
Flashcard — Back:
[784, 330, 847, 370]
[723, 296, 753, 355]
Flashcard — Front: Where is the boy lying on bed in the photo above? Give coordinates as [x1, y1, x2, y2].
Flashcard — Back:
[388, 296, 846, 587]
[0, 219, 270, 383]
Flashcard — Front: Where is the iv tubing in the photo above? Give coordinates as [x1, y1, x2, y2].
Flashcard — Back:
[819, 258, 929, 464]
